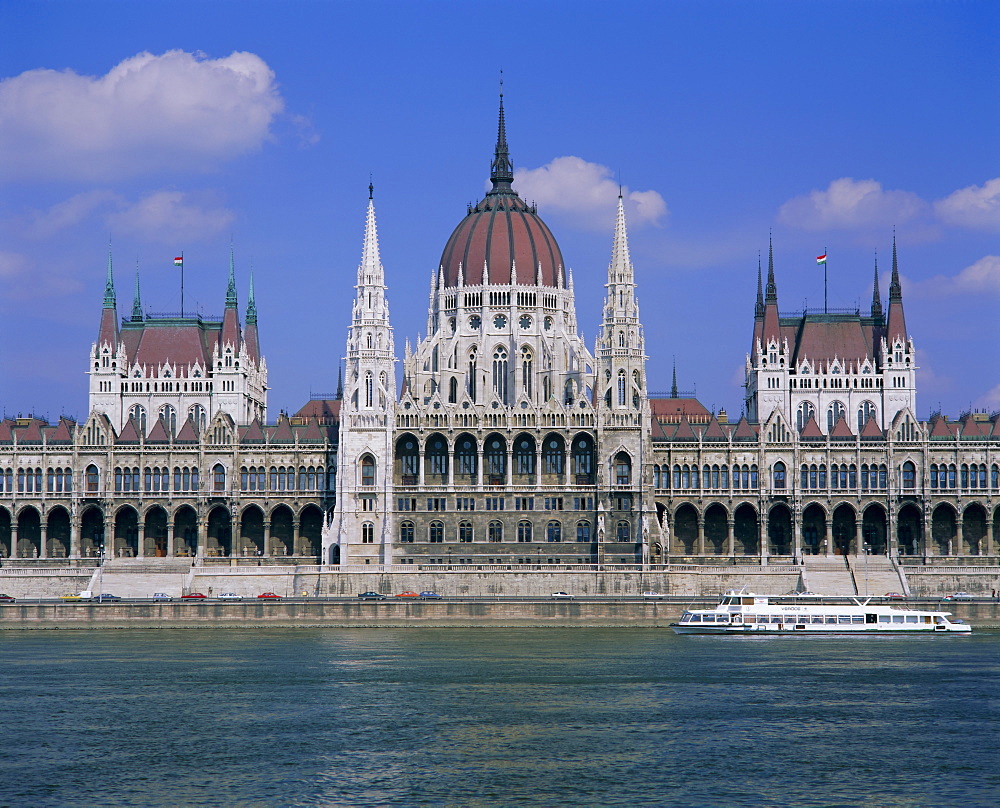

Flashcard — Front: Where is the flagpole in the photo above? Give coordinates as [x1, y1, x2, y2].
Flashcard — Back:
[181, 251, 184, 318]
[824, 246, 828, 314]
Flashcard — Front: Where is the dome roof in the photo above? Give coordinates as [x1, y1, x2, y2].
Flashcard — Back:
[438, 93, 564, 289]
[439, 192, 564, 288]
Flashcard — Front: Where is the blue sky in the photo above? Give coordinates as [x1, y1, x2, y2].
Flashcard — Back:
[1, 0, 997, 422]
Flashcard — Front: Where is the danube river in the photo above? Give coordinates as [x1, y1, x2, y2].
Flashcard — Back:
[2, 628, 997, 808]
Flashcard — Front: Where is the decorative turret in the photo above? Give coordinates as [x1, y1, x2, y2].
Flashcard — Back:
[244, 267, 260, 362]
[490, 82, 514, 191]
[97, 244, 119, 350]
[220, 246, 242, 350]
[761, 236, 781, 346]
[131, 263, 143, 323]
[871, 252, 883, 322]
[886, 233, 907, 343]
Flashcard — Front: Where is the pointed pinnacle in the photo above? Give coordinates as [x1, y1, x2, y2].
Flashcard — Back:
[104, 242, 116, 308]
[226, 245, 238, 308]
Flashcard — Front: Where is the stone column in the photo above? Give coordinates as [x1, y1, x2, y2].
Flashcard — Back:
[70, 517, 80, 559]
[535, 445, 543, 488]
[727, 518, 735, 558]
[563, 449, 571, 488]
[231, 513, 239, 558]
[166, 522, 175, 557]
[984, 517, 994, 556]
[759, 516, 768, 566]
[697, 514, 706, 556]
[477, 450, 484, 491]
[10, 523, 18, 558]
[793, 513, 802, 561]
[447, 443, 455, 488]
[39, 521, 48, 559]
[292, 521, 301, 556]
[955, 517, 964, 557]
[196, 517, 205, 558]
[418, 447, 425, 488]
[854, 518, 864, 558]
[136, 522, 145, 558]
[506, 447, 513, 487]
[266, 520, 274, 557]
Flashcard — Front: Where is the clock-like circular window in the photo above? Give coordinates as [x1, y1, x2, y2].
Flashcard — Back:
[469, 315, 481, 329]
[493, 314, 508, 329]
[519, 314, 531, 329]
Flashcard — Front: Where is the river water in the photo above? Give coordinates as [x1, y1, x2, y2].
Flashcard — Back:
[1, 628, 997, 808]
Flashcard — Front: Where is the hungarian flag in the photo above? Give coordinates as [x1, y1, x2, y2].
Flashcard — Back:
[816, 253, 827, 265]
[173, 256, 183, 267]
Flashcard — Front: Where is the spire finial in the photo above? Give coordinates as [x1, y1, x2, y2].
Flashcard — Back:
[765, 232, 778, 304]
[671, 357, 678, 398]
[871, 250, 882, 320]
[889, 229, 902, 302]
[369, 176, 373, 200]
[490, 73, 514, 192]
[246, 264, 257, 324]
[226, 244, 238, 308]
[131, 259, 143, 322]
[336, 363, 343, 400]
[755, 251, 764, 318]
[104, 239, 116, 308]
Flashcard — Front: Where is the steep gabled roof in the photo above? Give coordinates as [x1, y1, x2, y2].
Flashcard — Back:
[299, 416, 326, 442]
[799, 415, 824, 438]
[702, 414, 728, 441]
[649, 396, 711, 424]
[175, 419, 200, 443]
[732, 415, 758, 441]
[859, 415, 884, 439]
[16, 418, 45, 443]
[671, 416, 699, 441]
[650, 419, 674, 441]
[0, 419, 13, 442]
[928, 415, 957, 439]
[959, 415, 990, 439]
[294, 399, 341, 424]
[116, 418, 141, 444]
[240, 418, 267, 444]
[145, 418, 171, 443]
[269, 417, 295, 443]
[829, 414, 855, 439]
[47, 417, 76, 443]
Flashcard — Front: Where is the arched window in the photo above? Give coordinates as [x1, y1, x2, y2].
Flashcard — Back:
[459, 521, 473, 543]
[429, 521, 444, 543]
[158, 404, 177, 434]
[614, 452, 631, 486]
[817, 464, 826, 489]
[948, 464, 957, 489]
[427, 437, 448, 478]
[364, 372, 374, 408]
[492, 345, 508, 403]
[521, 346, 533, 399]
[827, 400, 845, 431]
[546, 521, 562, 542]
[902, 461, 916, 489]
[576, 521, 591, 543]
[930, 463, 939, 489]
[189, 404, 207, 432]
[213, 464, 226, 492]
[796, 401, 815, 432]
[672, 464, 681, 489]
[571, 435, 594, 480]
[448, 376, 458, 403]
[488, 521, 503, 542]
[514, 437, 535, 476]
[360, 455, 376, 487]
[128, 404, 147, 434]
[993, 464, 1000, 489]
[653, 465, 661, 490]
[617, 369, 626, 406]
[616, 520, 630, 542]
[484, 437, 506, 480]
[848, 464, 857, 489]
[721, 465, 729, 489]
[399, 521, 414, 543]
[857, 400, 876, 431]
[543, 437, 564, 475]
[517, 520, 533, 543]
[361, 522, 374, 544]
[773, 461, 786, 489]
[750, 465, 758, 489]
[960, 464, 969, 488]
[468, 348, 478, 401]
[455, 437, 477, 480]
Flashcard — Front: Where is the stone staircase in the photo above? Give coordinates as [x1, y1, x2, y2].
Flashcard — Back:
[89, 558, 195, 599]
[847, 556, 908, 597]
[800, 556, 858, 596]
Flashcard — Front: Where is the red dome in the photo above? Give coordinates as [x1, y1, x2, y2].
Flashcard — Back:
[439, 190, 564, 288]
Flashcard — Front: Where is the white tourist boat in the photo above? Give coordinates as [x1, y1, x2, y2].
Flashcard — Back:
[672, 591, 971, 635]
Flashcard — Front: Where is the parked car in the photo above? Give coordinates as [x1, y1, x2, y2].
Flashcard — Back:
[151, 593, 173, 601]
[641, 591, 663, 600]
[257, 592, 281, 599]
[395, 591, 419, 598]
[884, 592, 906, 600]
[551, 591, 574, 599]
[943, 592, 973, 601]
[181, 592, 207, 600]
[94, 593, 121, 602]
[419, 591, 442, 600]
[0, 593, 15, 603]
[217, 592, 242, 601]
[358, 591, 386, 600]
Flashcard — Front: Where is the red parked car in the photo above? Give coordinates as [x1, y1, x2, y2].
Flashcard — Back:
[257, 592, 282, 599]
[181, 592, 207, 600]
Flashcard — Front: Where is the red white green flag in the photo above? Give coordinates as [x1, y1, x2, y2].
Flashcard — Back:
[173, 256, 183, 267]
[816, 253, 827, 265]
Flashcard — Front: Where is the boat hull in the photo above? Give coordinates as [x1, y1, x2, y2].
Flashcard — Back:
[671, 623, 971, 635]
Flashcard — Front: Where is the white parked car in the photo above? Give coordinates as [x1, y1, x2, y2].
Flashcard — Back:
[551, 591, 574, 599]
[217, 592, 243, 601]
[641, 591, 663, 600]
[152, 593, 173, 601]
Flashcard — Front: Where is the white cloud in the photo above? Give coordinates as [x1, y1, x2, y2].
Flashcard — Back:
[0, 50, 284, 181]
[511, 156, 668, 229]
[778, 178, 926, 231]
[0, 251, 81, 302]
[903, 255, 1000, 298]
[934, 178, 1000, 231]
[106, 190, 235, 243]
[975, 384, 1000, 411]
[18, 190, 122, 239]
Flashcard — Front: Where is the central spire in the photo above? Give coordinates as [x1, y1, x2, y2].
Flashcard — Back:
[104, 242, 116, 308]
[489, 77, 514, 193]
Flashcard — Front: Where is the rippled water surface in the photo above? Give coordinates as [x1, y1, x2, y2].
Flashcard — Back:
[1, 628, 998, 807]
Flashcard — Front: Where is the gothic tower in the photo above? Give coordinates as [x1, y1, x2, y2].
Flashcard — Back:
[326, 186, 397, 565]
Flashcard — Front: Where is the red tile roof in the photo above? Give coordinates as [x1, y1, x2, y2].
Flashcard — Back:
[650, 397, 711, 424]
[117, 418, 141, 444]
[829, 414, 855, 438]
[295, 399, 341, 424]
[859, 416, 884, 439]
[799, 415, 824, 438]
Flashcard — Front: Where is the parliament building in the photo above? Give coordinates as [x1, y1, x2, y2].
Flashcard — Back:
[2, 98, 997, 570]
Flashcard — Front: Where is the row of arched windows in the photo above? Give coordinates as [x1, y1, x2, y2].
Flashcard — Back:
[930, 463, 995, 490]
[0, 467, 75, 494]
[797, 463, 889, 490]
[397, 519, 631, 544]
[240, 466, 330, 492]
[654, 464, 758, 491]
[126, 403, 208, 435]
[114, 466, 204, 493]
[794, 400, 878, 432]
